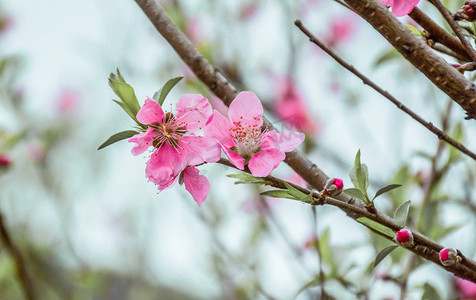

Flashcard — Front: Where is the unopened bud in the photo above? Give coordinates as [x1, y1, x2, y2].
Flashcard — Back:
[439, 248, 460, 266]
[456, 1, 476, 21]
[322, 178, 343, 196]
[395, 228, 414, 247]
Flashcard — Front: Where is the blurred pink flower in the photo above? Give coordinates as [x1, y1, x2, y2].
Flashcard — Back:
[274, 77, 320, 136]
[206, 92, 305, 177]
[0, 153, 11, 168]
[303, 233, 317, 250]
[27, 140, 46, 163]
[186, 18, 201, 45]
[380, 0, 420, 17]
[128, 95, 220, 206]
[239, 3, 259, 21]
[57, 89, 80, 115]
[324, 16, 356, 48]
[0, 16, 13, 33]
[456, 278, 476, 299]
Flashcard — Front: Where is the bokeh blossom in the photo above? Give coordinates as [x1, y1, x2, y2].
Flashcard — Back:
[274, 77, 319, 136]
[379, 0, 420, 17]
[129, 95, 220, 205]
[455, 278, 476, 299]
[206, 91, 305, 177]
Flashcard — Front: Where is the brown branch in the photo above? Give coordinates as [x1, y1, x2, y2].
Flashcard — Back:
[409, 7, 471, 61]
[340, 0, 476, 119]
[294, 19, 476, 162]
[217, 158, 476, 283]
[0, 212, 37, 300]
[427, 0, 476, 62]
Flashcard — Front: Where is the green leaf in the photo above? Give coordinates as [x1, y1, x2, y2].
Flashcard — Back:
[373, 47, 402, 68]
[422, 283, 441, 300]
[406, 25, 425, 36]
[319, 228, 337, 271]
[357, 217, 395, 239]
[283, 182, 307, 199]
[349, 150, 370, 202]
[97, 130, 139, 150]
[448, 123, 463, 163]
[394, 200, 411, 227]
[260, 190, 296, 200]
[226, 174, 267, 185]
[373, 184, 402, 201]
[374, 245, 398, 268]
[157, 76, 183, 106]
[343, 188, 367, 203]
[108, 70, 141, 117]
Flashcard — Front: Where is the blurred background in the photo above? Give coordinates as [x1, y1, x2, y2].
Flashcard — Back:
[0, 0, 475, 299]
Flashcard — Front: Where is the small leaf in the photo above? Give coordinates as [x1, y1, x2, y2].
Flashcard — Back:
[406, 25, 425, 36]
[394, 200, 411, 227]
[357, 217, 395, 239]
[226, 174, 267, 185]
[374, 245, 398, 268]
[108, 70, 141, 117]
[373, 47, 402, 68]
[422, 283, 441, 300]
[260, 190, 296, 200]
[344, 188, 368, 203]
[97, 130, 138, 150]
[283, 182, 308, 199]
[448, 123, 463, 163]
[319, 228, 337, 271]
[373, 184, 402, 201]
[157, 76, 184, 106]
[349, 150, 370, 201]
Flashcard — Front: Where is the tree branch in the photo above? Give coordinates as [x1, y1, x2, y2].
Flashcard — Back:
[0, 212, 37, 300]
[341, 0, 476, 119]
[216, 159, 476, 283]
[294, 19, 476, 162]
[409, 7, 471, 61]
[427, 0, 476, 62]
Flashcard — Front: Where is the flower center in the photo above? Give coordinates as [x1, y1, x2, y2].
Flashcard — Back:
[230, 120, 268, 160]
[151, 112, 187, 149]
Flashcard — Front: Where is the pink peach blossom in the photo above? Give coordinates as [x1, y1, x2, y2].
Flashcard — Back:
[206, 91, 304, 177]
[324, 16, 356, 48]
[0, 154, 11, 168]
[129, 94, 220, 205]
[380, 0, 420, 17]
[274, 77, 319, 136]
[57, 89, 80, 115]
[456, 278, 476, 299]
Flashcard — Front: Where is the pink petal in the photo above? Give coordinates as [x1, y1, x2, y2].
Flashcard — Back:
[204, 110, 234, 147]
[128, 127, 156, 156]
[228, 92, 263, 128]
[175, 94, 213, 131]
[379, 0, 393, 6]
[180, 135, 221, 165]
[248, 148, 286, 177]
[391, 0, 419, 17]
[146, 144, 186, 188]
[223, 146, 246, 170]
[264, 130, 305, 152]
[137, 98, 165, 125]
[183, 166, 210, 206]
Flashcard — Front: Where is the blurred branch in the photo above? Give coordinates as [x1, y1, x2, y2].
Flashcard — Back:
[340, 0, 476, 119]
[409, 7, 471, 61]
[427, 0, 476, 62]
[216, 158, 476, 283]
[0, 212, 37, 300]
[294, 19, 476, 162]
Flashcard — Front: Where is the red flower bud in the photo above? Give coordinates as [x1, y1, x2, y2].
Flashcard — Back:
[439, 248, 460, 266]
[323, 177, 344, 196]
[395, 228, 414, 247]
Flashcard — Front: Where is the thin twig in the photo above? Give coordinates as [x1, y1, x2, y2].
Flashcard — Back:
[217, 158, 476, 283]
[0, 212, 37, 300]
[428, 0, 476, 62]
[294, 19, 476, 162]
[409, 7, 471, 61]
[431, 44, 467, 61]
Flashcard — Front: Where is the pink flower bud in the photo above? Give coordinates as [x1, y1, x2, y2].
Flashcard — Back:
[0, 154, 11, 168]
[439, 248, 460, 266]
[323, 177, 344, 196]
[457, 1, 476, 21]
[395, 228, 414, 247]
